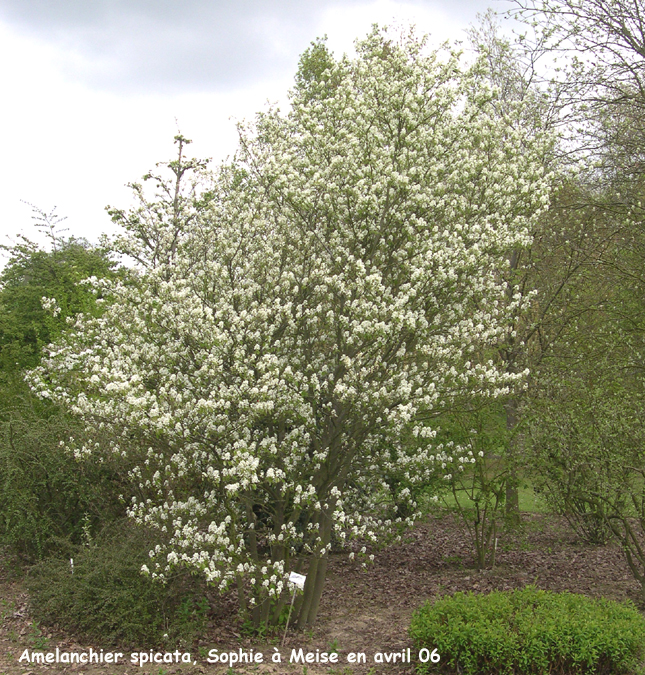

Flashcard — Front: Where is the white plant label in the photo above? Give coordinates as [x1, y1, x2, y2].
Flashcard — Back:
[288, 572, 306, 590]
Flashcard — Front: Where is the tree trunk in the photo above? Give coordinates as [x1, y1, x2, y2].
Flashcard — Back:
[305, 514, 331, 625]
[295, 556, 319, 629]
[505, 397, 521, 526]
[295, 511, 332, 628]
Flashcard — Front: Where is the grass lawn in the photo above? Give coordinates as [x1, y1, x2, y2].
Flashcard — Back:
[437, 479, 550, 515]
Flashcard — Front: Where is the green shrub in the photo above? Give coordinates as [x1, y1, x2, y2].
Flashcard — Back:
[410, 587, 645, 674]
[0, 404, 127, 560]
[27, 521, 211, 647]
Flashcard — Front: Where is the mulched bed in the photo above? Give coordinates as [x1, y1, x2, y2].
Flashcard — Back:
[0, 512, 641, 675]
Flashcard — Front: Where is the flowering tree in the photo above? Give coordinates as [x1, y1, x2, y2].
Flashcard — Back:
[31, 28, 554, 628]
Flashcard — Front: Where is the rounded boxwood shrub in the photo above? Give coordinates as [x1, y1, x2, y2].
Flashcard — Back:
[410, 587, 645, 674]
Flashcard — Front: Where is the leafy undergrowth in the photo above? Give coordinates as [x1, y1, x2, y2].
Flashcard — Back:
[26, 521, 211, 648]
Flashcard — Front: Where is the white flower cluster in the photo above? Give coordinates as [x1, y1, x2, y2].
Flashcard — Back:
[41, 296, 61, 317]
[29, 28, 554, 608]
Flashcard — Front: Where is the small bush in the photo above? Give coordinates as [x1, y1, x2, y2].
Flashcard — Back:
[410, 587, 645, 675]
[0, 404, 127, 560]
[27, 521, 212, 647]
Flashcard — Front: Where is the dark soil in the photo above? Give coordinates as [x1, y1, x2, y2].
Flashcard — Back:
[1, 512, 640, 675]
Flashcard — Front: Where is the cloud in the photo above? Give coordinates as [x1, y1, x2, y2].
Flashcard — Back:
[0, 0, 495, 93]
[0, 0, 505, 252]
[0, 0, 347, 93]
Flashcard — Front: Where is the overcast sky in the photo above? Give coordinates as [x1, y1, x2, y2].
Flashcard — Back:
[0, 0, 512, 256]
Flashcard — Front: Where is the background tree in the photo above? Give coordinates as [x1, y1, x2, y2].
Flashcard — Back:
[0, 207, 116, 383]
[0, 210, 126, 558]
[509, 0, 645, 178]
[509, 0, 645, 592]
[456, 13, 606, 525]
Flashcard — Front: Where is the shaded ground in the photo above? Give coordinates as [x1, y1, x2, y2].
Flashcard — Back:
[0, 513, 640, 675]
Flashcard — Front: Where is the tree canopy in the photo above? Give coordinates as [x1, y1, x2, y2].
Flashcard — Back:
[0, 214, 117, 378]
